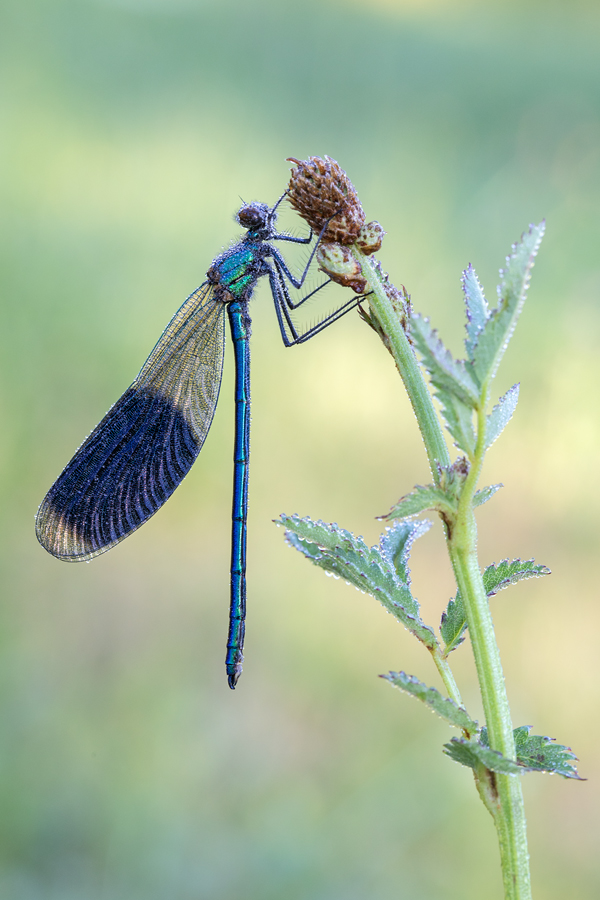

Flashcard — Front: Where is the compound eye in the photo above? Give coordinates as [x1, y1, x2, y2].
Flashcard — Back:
[237, 202, 269, 230]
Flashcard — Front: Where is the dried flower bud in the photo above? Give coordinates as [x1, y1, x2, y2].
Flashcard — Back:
[355, 221, 385, 255]
[317, 241, 367, 294]
[287, 156, 365, 245]
[371, 258, 412, 331]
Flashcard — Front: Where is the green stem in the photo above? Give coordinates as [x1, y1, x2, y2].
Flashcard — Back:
[448, 395, 531, 899]
[449, 504, 531, 900]
[431, 647, 464, 709]
[353, 249, 450, 480]
[355, 248, 532, 899]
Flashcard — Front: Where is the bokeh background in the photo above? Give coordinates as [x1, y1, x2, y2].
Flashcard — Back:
[1, 0, 599, 897]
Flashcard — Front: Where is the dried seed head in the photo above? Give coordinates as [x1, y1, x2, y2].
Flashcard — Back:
[316, 242, 367, 294]
[287, 156, 365, 244]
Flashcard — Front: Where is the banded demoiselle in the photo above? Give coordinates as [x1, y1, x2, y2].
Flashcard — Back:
[36, 194, 359, 687]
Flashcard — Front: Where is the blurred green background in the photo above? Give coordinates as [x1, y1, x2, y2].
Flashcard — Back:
[1, 0, 599, 897]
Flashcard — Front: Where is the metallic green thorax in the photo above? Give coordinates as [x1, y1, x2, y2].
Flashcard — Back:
[209, 244, 261, 301]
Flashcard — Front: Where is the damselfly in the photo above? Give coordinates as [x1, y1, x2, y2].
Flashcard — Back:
[36, 194, 359, 687]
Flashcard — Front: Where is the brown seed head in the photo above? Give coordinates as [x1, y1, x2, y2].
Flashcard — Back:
[287, 156, 365, 244]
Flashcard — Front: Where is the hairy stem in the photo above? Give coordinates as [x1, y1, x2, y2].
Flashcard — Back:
[431, 647, 464, 710]
[448, 393, 531, 899]
[353, 249, 451, 479]
[449, 507, 531, 899]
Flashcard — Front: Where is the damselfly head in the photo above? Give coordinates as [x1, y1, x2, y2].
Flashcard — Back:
[237, 202, 274, 235]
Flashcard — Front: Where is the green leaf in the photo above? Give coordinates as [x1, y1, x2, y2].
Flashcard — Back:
[380, 484, 457, 521]
[410, 314, 481, 454]
[482, 558, 551, 597]
[513, 726, 584, 780]
[411, 314, 480, 407]
[436, 389, 476, 456]
[379, 518, 432, 587]
[473, 483, 503, 507]
[481, 726, 584, 780]
[446, 725, 583, 778]
[463, 264, 489, 358]
[471, 222, 545, 384]
[441, 558, 550, 655]
[277, 515, 438, 649]
[485, 383, 520, 449]
[383, 671, 478, 733]
[443, 738, 523, 775]
[440, 595, 467, 654]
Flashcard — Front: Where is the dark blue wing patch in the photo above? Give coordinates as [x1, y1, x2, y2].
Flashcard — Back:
[36, 283, 226, 561]
[36, 387, 201, 560]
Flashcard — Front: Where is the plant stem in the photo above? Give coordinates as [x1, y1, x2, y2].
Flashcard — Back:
[353, 249, 450, 479]
[354, 248, 532, 899]
[449, 514, 531, 898]
[449, 397, 531, 899]
[431, 647, 464, 709]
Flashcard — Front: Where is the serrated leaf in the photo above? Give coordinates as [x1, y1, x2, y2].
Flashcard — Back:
[481, 726, 584, 779]
[436, 389, 477, 456]
[441, 558, 550, 655]
[440, 595, 467, 653]
[473, 484, 503, 507]
[471, 222, 545, 383]
[463, 264, 489, 357]
[383, 671, 478, 733]
[411, 314, 480, 407]
[443, 737, 523, 774]
[482, 558, 550, 596]
[278, 515, 438, 649]
[513, 726, 584, 780]
[380, 484, 457, 521]
[485, 384, 520, 449]
[379, 518, 432, 586]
